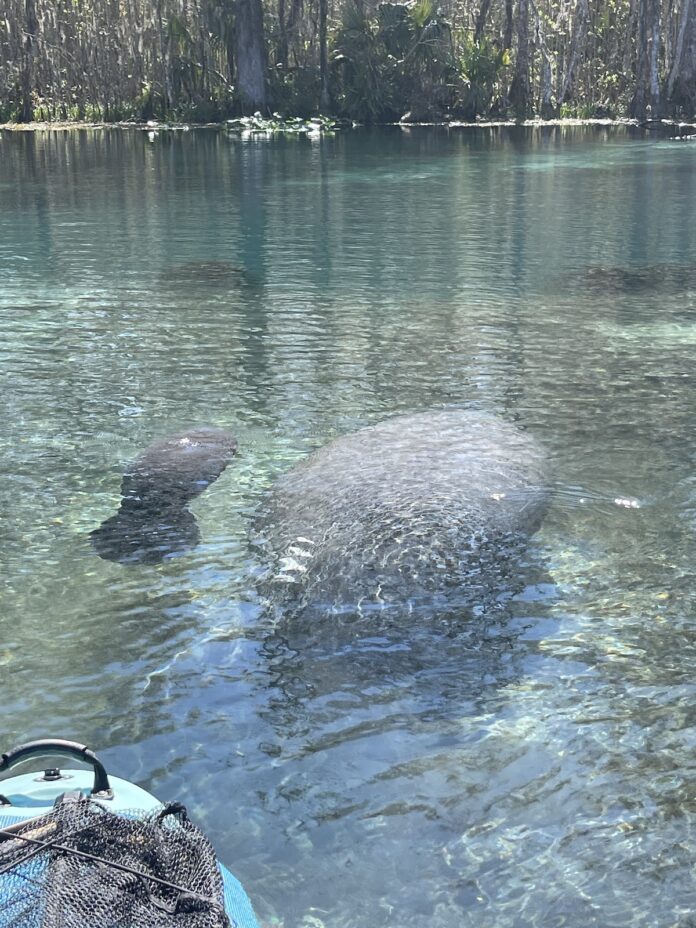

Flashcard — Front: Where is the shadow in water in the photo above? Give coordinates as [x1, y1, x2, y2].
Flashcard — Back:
[237, 545, 556, 764]
[560, 262, 696, 297]
[141, 552, 559, 928]
[157, 260, 264, 293]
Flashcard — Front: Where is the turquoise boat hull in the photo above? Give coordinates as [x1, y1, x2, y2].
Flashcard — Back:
[0, 747, 259, 928]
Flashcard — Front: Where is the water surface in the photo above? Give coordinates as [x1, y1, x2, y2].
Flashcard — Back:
[2, 125, 696, 926]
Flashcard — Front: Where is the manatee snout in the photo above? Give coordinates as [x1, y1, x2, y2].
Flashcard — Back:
[91, 426, 237, 564]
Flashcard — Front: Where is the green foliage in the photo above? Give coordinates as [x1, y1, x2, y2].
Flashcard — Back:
[332, 0, 457, 122]
[170, 85, 235, 123]
[268, 66, 322, 118]
[455, 37, 509, 119]
[0, 87, 22, 123]
[168, 13, 195, 55]
[402, 0, 451, 67]
[378, 2, 413, 58]
[132, 83, 163, 121]
[332, 3, 397, 122]
[559, 101, 601, 119]
[5, 0, 686, 126]
[409, 0, 433, 29]
[386, 0, 456, 118]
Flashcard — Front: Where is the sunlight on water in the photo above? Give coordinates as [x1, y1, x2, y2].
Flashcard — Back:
[2, 125, 696, 926]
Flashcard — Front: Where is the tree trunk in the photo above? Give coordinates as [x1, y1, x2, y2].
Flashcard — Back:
[474, 0, 492, 43]
[667, 0, 696, 114]
[20, 0, 38, 122]
[156, 0, 172, 114]
[630, 0, 662, 116]
[285, 0, 303, 65]
[277, 0, 288, 66]
[234, 0, 268, 112]
[532, 1, 556, 116]
[559, 0, 590, 105]
[648, 3, 661, 111]
[509, 0, 530, 117]
[319, 0, 329, 110]
[503, 0, 514, 50]
[540, 53, 554, 117]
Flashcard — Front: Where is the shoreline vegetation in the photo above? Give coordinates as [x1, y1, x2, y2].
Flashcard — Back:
[2, 116, 696, 136]
[3, 0, 696, 130]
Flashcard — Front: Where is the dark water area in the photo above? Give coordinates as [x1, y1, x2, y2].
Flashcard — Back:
[2, 124, 696, 926]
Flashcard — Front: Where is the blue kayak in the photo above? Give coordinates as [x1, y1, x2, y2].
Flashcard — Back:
[0, 739, 259, 928]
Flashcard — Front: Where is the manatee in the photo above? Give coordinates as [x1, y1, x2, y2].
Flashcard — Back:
[90, 426, 237, 564]
[158, 261, 258, 292]
[254, 410, 548, 612]
[91, 410, 548, 613]
[576, 263, 696, 296]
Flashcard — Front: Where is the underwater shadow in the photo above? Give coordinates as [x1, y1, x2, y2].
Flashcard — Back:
[156, 260, 264, 294]
[254, 548, 557, 741]
[557, 262, 696, 299]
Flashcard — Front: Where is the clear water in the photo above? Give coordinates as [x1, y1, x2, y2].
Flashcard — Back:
[2, 124, 696, 927]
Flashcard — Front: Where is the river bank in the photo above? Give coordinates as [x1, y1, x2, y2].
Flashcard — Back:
[2, 116, 696, 136]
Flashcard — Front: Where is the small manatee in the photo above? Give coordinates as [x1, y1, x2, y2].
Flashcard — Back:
[91, 426, 237, 564]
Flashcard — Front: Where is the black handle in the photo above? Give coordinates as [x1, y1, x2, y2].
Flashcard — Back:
[0, 739, 112, 796]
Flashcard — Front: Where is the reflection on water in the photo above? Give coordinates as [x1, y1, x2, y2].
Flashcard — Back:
[2, 125, 696, 926]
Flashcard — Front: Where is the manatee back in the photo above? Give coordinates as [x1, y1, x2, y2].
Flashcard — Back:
[256, 410, 548, 610]
[121, 427, 238, 509]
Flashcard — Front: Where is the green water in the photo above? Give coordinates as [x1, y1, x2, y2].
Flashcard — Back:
[2, 124, 696, 926]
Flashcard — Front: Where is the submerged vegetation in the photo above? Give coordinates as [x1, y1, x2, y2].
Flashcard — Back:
[1, 0, 696, 125]
[226, 113, 340, 132]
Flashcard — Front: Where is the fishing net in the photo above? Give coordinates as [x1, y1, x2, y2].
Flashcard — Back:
[0, 797, 231, 928]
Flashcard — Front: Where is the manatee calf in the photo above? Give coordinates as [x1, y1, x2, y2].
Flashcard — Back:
[255, 410, 548, 613]
[91, 427, 237, 564]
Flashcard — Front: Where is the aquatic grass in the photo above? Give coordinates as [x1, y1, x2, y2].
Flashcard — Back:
[225, 113, 340, 135]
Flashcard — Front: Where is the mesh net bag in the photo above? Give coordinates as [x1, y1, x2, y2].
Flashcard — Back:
[0, 798, 231, 928]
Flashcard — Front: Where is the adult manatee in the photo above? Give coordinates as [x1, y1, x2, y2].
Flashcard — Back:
[91, 410, 548, 612]
[255, 410, 548, 613]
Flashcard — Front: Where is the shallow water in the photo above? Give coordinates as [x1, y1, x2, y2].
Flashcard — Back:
[2, 124, 696, 926]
